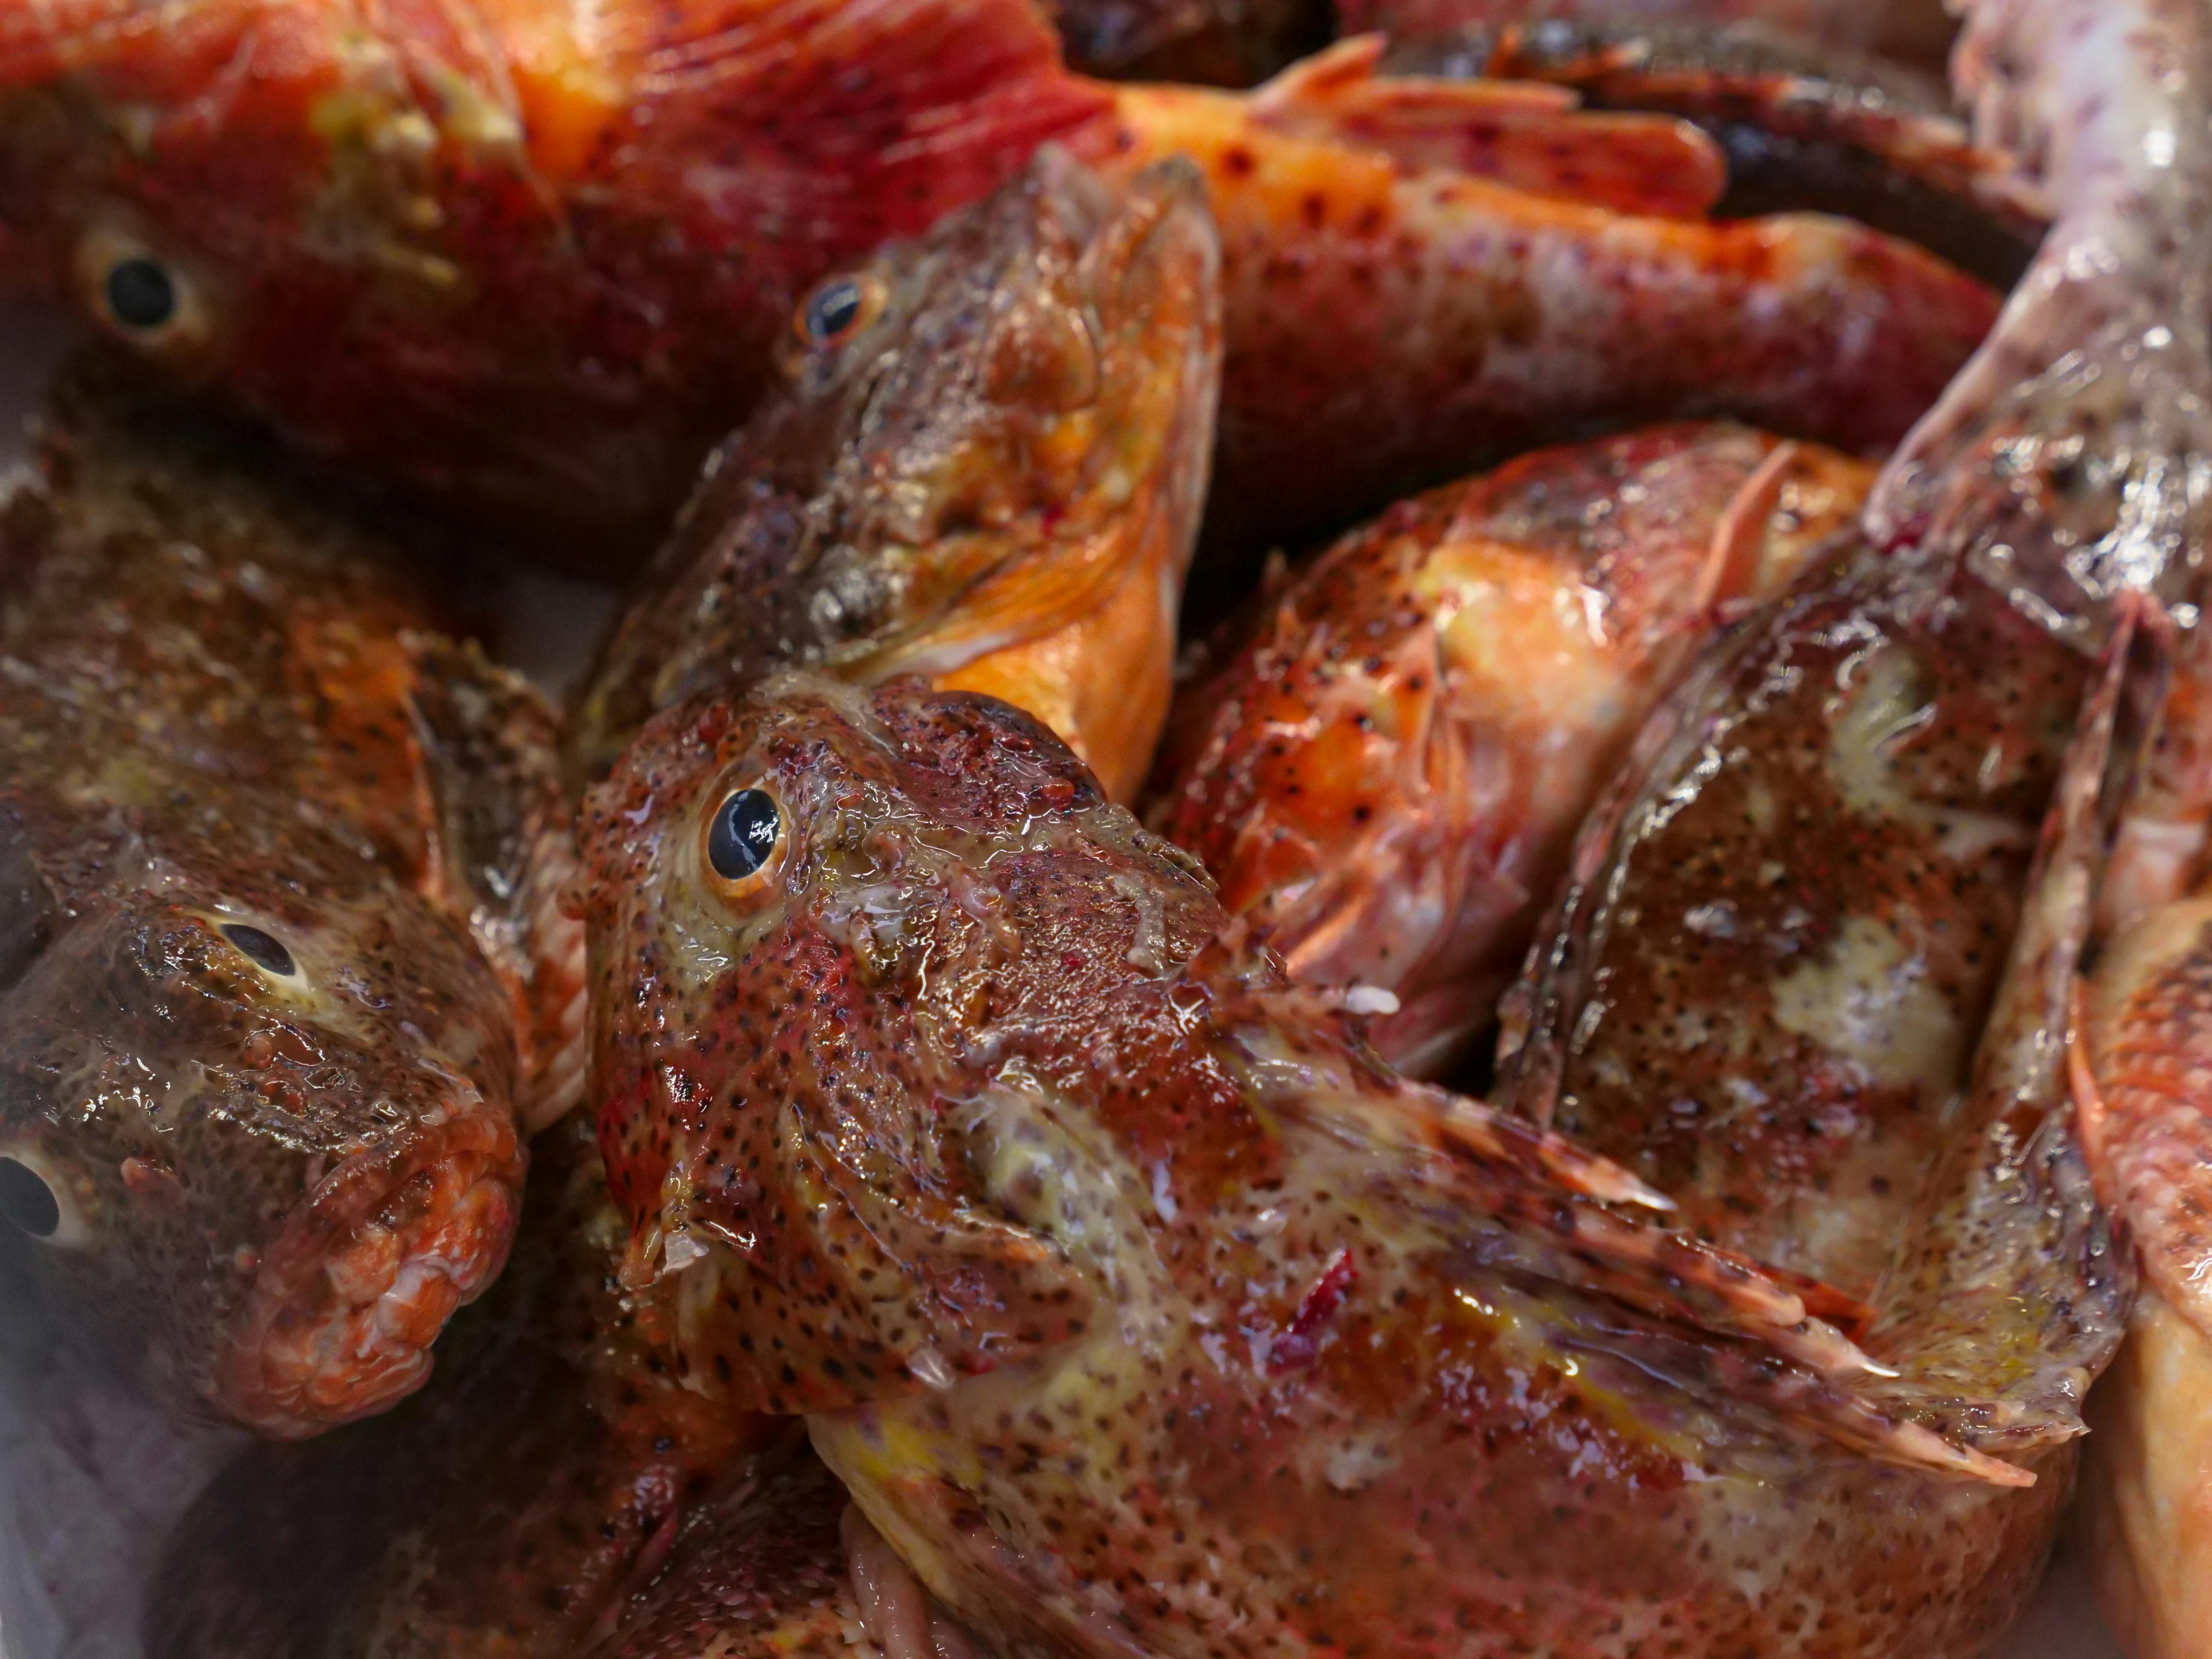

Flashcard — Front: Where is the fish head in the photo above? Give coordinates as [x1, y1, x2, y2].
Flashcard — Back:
[0, 812, 525, 1437]
[584, 675, 1115, 1214]
[575, 145, 1222, 797]
[581, 674, 1240, 1405]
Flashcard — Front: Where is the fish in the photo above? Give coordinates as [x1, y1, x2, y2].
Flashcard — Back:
[0, 2, 1996, 565]
[0, 370, 582, 1439]
[148, 1113, 772, 1657]
[579, 670, 2094, 1659]
[1146, 422, 1871, 1078]
[1864, 0, 2212, 649]
[570, 145, 1223, 806]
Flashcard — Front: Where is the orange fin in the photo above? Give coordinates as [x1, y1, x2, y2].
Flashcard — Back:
[1247, 35, 1726, 219]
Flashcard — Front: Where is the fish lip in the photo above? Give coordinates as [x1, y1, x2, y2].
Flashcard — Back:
[207, 1100, 526, 1439]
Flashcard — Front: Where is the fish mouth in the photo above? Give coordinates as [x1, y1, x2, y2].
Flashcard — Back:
[210, 1106, 524, 1439]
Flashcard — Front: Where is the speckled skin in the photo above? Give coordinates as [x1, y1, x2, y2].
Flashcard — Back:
[0, 1, 1994, 565]
[1496, 540, 2086, 1298]
[584, 674, 2087, 1659]
[571, 148, 1222, 805]
[0, 375, 579, 1438]
[147, 1114, 772, 1658]
[1147, 423, 1871, 1077]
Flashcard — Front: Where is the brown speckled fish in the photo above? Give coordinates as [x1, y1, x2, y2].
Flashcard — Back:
[571, 146, 1222, 805]
[0, 374, 581, 1439]
[1147, 423, 1870, 1077]
[148, 1114, 768, 1657]
[581, 671, 2094, 1659]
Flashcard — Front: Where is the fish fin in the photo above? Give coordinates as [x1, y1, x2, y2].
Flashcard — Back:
[606, 0, 1114, 276]
[1864, 600, 2146, 1451]
[1689, 439, 1803, 613]
[1365, 1082, 2033, 1486]
[401, 634, 586, 1131]
[1244, 34, 1726, 218]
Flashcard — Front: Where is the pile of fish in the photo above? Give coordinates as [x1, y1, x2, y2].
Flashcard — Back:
[0, 0, 2209, 1653]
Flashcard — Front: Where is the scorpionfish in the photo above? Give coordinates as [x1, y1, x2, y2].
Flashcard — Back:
[149, 1114, 770, 1657]
[573, 145, 1222, 805]
[579, 672, 2089, 1659]
[0, 372, 580, 1439]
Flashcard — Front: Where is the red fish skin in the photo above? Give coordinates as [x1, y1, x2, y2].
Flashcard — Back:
[0, 0, 1112, 553]
[0, 1, 1994, 568]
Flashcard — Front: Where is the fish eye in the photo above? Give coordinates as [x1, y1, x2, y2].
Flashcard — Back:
[0, 1149, 87, 1247]
[0, 1157, 60, 1238]
[73, 225, 215, 357]
[795, 274, 884, 349]
[219, 923, 298, 978]
[703, 786, 787, 898]
[105, 257, 176, 331]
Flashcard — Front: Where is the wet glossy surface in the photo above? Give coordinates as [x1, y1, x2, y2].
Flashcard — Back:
[1149, 422, 1869, 1076]
[0, 368, 577, 1439]
[585, 675, 2094, 1657]
[573, 149, 1223, 804]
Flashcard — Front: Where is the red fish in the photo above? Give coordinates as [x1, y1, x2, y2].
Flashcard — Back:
[0, 2, 1995, 562]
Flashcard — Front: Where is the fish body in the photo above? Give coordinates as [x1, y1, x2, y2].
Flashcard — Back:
[1148, 422, 1870, 1076]
[0, 1, 1994, 564]
[572, 146, 1223, 804]
[583, 672, 2078, 1659]
[0, 374, 579, 1438]
[149, 1114, 770, 1657]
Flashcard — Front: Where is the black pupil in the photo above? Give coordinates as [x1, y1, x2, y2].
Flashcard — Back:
[221, 923, 297, 977]
[105, 257, 178, 332]
[707, 789, 780, 882]
[0, 1158, 60, 1239]
[805, 280, 863, 342]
